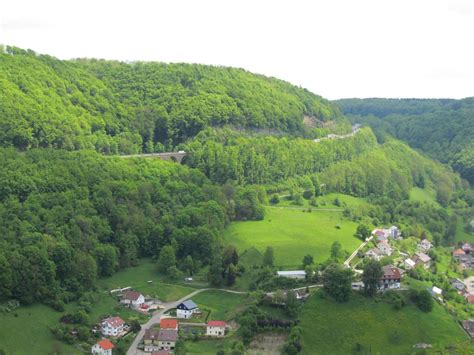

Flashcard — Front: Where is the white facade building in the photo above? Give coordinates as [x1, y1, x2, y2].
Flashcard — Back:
[206, 321, 226, 337]
[101, 317, 125, 337]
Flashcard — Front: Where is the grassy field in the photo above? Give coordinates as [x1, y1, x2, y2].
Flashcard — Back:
[184, 336, 237, 354]
[97, 258, 203, 302]
[192, 290, 248, 321]
[299, 292, 468, 354]
[409, 187, 440, 207]
[0, 259, 206, 355]
[223, 207, 361, 268]
[0, 304, 81, 355]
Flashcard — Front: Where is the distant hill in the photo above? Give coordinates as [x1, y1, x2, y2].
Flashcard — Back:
[0, 46, 346, 153]
[335, 97, 474, 184]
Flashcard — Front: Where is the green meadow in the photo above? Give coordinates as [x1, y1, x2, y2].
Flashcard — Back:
[299, 292, 468, 354]
[222, 206, 361, 268]
[0, 259, 205, 355]
[0, 304, 81, 355]
[192, 290, 248, 321]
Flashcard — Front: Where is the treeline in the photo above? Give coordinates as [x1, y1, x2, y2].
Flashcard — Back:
[0, 46, 346, 153]
[317, 140, 461, 204]
[335, 97, 474, 184]
[183, 127, 377, 185]
[0, 149, 263, 305]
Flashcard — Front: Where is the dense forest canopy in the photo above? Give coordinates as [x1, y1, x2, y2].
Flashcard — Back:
[335, 98, 474, 184]
[184, 127, 377, 185]
[0, 148, 268, 304]
[0, 46, 347, 154]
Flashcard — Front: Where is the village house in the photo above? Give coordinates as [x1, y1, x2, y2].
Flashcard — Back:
[157, 329, 178, 351]
[144, 329, 160, 352]
[450, 278, 466, 293]
[276, 270, 307, 279]
[372, 226, 400, 241]
[91, 339, 114, 355]
[404, 258, 416, 270]
[462, 320, 474, 337]
[465, 294, 474, 304]
[453, 248, 473, 268]
[429, 286, 443, 300]
[365, 248, 382, 260]
[412, 251, 431, 269]
[379, 265, 401, 290]
[377, 241, 393, 256]
[160, 318, 178, 331]
[176, 299, 199, 319]
[120, 290, 145, 309]
[417, 239, 433, 252]
[462, 242, 472, 254]
[206, 320, 227, 337]
[101, 316, 125, 337]
[373, 229, 388, 242]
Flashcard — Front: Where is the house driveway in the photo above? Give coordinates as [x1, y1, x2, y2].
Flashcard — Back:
[126, 288, 246, 355]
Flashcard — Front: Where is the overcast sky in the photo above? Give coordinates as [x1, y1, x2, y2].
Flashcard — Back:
[1, 0, 472, 99]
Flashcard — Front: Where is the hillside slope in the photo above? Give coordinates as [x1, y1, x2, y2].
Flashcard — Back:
[335, 98, 474, 184]
[0, 46, 347, 153]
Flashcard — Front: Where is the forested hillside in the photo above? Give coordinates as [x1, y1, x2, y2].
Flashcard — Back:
[184, 127, 376, 185]
[0, 148, 268, 305]
[0, 46, 346, 154]
[336, 98, 474, 184]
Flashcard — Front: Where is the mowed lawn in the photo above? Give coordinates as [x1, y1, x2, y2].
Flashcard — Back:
[192, 290, 248, 321]
[300, 293, 468, 354]
[223, 208, 360, 267]
[97, 258, 201, 302]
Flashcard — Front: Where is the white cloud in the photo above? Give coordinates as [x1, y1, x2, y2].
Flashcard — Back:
[0, 0, 472, 99]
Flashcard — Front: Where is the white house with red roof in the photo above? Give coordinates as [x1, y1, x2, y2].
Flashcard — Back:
[92, 339, 114, 355]
[120, 290, 145, 309]
[101, 316, 125, 337]
[206, 320, 227, 337]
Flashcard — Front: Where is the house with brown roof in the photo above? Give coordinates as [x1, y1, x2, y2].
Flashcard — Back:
[120, 290, 145, 309]
[453, 248, 474, 269]
[418, 239, 433, 252]
[365, 248, 382, 260]
[144, 328, 160, 352]
[379, 265, 401, 290]
[412, 251, 431, 269]
[144, 328, 178, 352]
[377, 240, 393, 256]
[157, 329, 178, 351]
[101, 316, 125, 337]
[206, 321, 227, 337]
[92, 339, 114, 355]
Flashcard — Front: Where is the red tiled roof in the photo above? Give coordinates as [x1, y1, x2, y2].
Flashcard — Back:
[160, 318, 178, 329]
[122, 290, 143, 301]
[207, 320, 227, 327]
[103, 316, 125, 328]
[466, 294, 474, 304]
[97, 339, 115, 350]
[453, 249, 466, 255]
